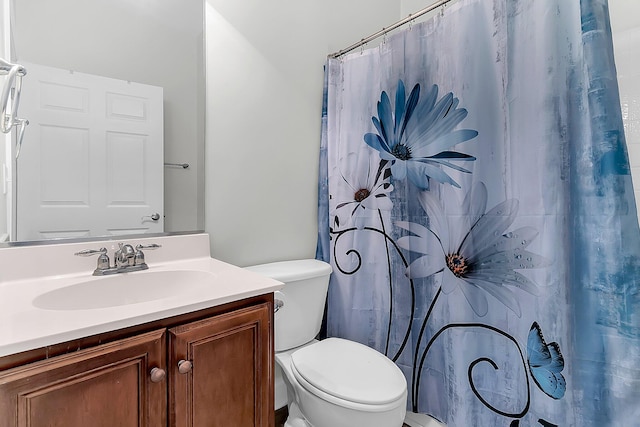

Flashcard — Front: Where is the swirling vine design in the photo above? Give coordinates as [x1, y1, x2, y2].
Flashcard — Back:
[330, 213, 416, 362]
[416, 323, 531, 418]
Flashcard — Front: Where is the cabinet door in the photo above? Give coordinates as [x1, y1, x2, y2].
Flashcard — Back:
[169, 303, 273, 427]
[0, 329, 167, 427]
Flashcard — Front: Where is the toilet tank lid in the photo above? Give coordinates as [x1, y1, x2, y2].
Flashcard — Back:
[245, 259, 332, 282]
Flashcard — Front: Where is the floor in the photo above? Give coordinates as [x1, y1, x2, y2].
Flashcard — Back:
[274, 407, 287, 426]
[275, 407, 410, 426]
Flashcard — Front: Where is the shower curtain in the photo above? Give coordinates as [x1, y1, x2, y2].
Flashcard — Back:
[316, 0, 640, 426]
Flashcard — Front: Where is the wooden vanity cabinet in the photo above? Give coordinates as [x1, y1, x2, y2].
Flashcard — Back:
[0, 329, 167, 427]
[0, 296, 274, 427]
[169, 303, 271, 427]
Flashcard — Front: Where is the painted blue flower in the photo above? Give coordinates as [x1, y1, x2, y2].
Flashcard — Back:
[364, 80, 478, 190]
[396, 182, 548, 317]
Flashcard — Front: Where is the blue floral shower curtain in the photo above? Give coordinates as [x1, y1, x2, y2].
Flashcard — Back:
[316, 0, 640, 426]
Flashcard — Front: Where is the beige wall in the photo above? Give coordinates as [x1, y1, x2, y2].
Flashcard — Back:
[205, 0, 401, 266]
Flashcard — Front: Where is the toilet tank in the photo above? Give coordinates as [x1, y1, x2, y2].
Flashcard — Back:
[245, 259, 332, 352]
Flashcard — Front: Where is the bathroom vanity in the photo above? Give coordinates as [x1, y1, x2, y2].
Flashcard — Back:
[0, 233, 282, 427]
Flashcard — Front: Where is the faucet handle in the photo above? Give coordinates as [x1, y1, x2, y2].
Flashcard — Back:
[134, 243, 161, 266]
[74, 247, 107, 257]
[75, 247, 110, 271]
[135, 243, 161, 250]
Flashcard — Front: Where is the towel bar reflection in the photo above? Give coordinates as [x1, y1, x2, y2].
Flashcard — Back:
[164, 162, 189, 169]
[164, 163, 189, 169]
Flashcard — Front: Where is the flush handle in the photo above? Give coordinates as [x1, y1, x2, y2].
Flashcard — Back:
[178, 359, 193, 374]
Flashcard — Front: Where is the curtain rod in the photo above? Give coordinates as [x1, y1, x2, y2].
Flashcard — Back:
[328, 0, 454, 59]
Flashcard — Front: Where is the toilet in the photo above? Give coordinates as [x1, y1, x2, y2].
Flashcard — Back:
[245, 259, 407, 427]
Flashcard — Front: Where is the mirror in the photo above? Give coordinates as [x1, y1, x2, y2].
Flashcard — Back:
[3, 0, 205, 243]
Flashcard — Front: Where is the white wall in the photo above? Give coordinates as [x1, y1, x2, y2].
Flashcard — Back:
[205, 0, 401, 266]
[610, 0, 640, 222]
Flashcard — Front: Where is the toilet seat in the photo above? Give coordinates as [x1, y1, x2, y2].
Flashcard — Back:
[290, 338, 406, 409]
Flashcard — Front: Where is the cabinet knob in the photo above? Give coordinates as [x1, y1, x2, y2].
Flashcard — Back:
[178, 359, 193, 374]
[149, 367, 166, 383]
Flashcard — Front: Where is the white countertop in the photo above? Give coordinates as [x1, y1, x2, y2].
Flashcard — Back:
[0, 233, 283, 357]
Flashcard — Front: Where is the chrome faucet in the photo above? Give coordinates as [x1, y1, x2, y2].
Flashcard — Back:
[75, 242, 162, 276]
[115, 243, 136, 268]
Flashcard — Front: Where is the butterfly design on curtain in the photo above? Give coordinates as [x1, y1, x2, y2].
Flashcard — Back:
[527, 322, 566, 399]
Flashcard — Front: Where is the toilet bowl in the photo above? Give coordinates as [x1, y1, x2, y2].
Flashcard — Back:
[245, 259, 407, 427]
[277, 338, 407, 427]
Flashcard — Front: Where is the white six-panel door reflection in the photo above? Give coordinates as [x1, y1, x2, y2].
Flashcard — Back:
[17, 62, 163, 241]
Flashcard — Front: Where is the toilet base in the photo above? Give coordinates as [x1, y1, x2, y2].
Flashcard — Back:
[283, 402, 311, 427]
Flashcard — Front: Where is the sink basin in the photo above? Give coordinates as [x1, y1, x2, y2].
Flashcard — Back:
[33, 270, 217, 310]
